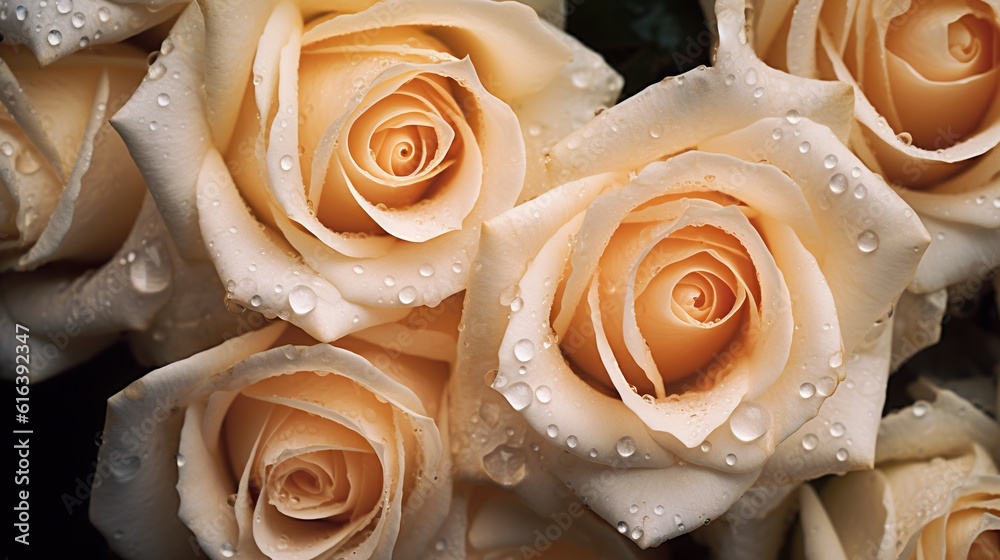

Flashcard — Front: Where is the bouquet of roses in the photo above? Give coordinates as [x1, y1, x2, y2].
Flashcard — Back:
[2, 0, 999, 558]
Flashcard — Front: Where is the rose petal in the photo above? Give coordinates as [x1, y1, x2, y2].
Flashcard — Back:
[0, 0, 186, 66]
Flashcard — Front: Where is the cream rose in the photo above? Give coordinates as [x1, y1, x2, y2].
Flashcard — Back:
[792, 386, 1000, 560]
[89, 301, 459, 560]
[450, 0, 930, 547]
[0, 44, 174, 379]
[426, 484, 655, 560]
[111, 0, 621, 343]
[743, 0, 1000, 294]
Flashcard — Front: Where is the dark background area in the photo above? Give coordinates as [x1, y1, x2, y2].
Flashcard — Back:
[9, 1, 997, 560]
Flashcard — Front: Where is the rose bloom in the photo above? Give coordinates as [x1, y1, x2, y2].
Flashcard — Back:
[743, 0, 1000, 293]
[90, 300, 458, 560]
[426, 484, 656, 560]
[787, 387, 1000, 560]
[451, 0, 930, 547]
[0, 44, 159, 378]
[112, 0, 621, 343]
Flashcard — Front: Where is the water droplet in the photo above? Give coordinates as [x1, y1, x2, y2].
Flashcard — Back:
[566, 435, 578, 448]
[546, 424, 559, 438]
[156, 93, 170, 107]
[785, 110, 802, 124]
[111, 455, 141, 481]
[654, 505, 665, 515]
[829, 351, 844, 368]
[482, 444, 526, 485]
[589, 448, 598, 458]
[56, 0, 72, 13]
[97, 6, 111, 22]
[250, 295, 262, 307]
[828, 173, 847, 194]
[535, 385, 552, 403]
[729, 402, 771, 442]
[799, 383, 816, 398]
[896, 132, 912, 145]
[175, 454, 185, 467]
[829, 422, 845, 437]
[279, 154, 294, 171]
[616, 436, 636, 458]
[418, 263, 434, 277]
[771, 128, 783, 140]
[836, 448, 849, 461]
[220, 543, 236, 557]
[617, 522, 628, 534]
[725, 454, 737, 466]
[816, 376, 836, 397]
[631, 527, 643, 540]
[148, 63, 166, 80]
[71, 12, 85, 28]
[15, 5, 26, 20]
[398, 286, 417, 305]
[78, 36, 89, 47]
[513, 339, 535, 362]
[857, 230, 879, 253]
[130, 255, 170, 294]
[629, 504, 639, 514]
[288, 285, 317, 314]
[753, 87, 764, 98]
[0, 143, 12, 157]
[799, 141, 811, 153]
[802, 434, 818, 450]
[649, 123, 663, 139]
[823, 154, 838, 169]
[451, 262, 463, 274]
[352, 265, 364, 274]
[744, 68, 758, 85]
[673, 513, 684, 526]
[912, 401, 929, 417]
[509, 297, 523, 312]
[502, 382, 533, 411]
[47, 30, 62, 46]
[700, 441, 712, 452]
[853, 184, 867, 199]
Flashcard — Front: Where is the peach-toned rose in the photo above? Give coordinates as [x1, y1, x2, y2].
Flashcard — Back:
[111, 0, 621, 344]
[450, 0, 930, 547]
[793, 387, 1000, 560]
[90, 301, 459, 560]
[743, 0, 1000, 294]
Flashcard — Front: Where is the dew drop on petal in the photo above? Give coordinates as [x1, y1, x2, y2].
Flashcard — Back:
[824, 154, 838, 169]
[566, 435, 578, 448]
[418, 263, 434, 277]
[398, 286, 417, 305]
[535, 385, 552, 404]
[617, 522, 628, 534]
[912, 401, 930, 417]
[71, 12, 85, 28]
[799, 383, 816, 398]
[47, 30, 62, 46]
[729, 402, 771, 442]
[798, 141, 811, 153]
[97, 6, 111, 21]
[785, 109, 802, 124]
[502, 382, 533, 411]
[220, 543, 236, 558]
[352, 265, 364, 275]
[828, 173, 847, 194]
[156, 93, 170, 107]
[700, 441, 712, 453]
[853, 184, 867, 199]
[654, 505, 665, 515]
[288, 285, 317, 314]
[279, 154, 294, 171]
[482, 444, 526, 485]
[616, 436, 636, 458]
[836, 448, 849, 461]
[546, 424, 559, 438]
[802, 434, 818, 450]
[829, 422, 846, 437]
[725, 454, 737, 466]
[857, 230, 879, 253]
[513, 339, 535, 362]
